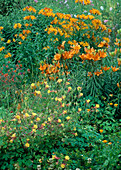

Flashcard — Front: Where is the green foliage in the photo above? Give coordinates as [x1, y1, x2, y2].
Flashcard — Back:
[0, 0, 32, 16]
[0, 0, 121, 169]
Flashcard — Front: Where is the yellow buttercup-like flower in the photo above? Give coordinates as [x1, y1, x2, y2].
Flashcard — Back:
[61, 164, 65, 168]
[65, 156, 70, 160]
[25, 143, 30, 147]
[95, 104, 100, 108]
[25, 113, 30, 118]
[58, 119, 61, 123]
[66, 116, 70, 120]
[11, 133, 16, 138]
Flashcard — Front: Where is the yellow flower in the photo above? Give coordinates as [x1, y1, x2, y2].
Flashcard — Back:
[32, 129, 36, 132]
[99, 129, 103, 133]
[15, 115, 20, 120]
[48, 90, 51, 94]
[35, 90, 41, 95]
[45, 84, 50, 89]
[108, 142, 112, 145]
[63, 110, 67, 114]
[48, 117, 52, 122]
[58, 98, 62, 102]
[109, 103, 113, 106]
[75, 132, 78, 136]
[61, 103, 65, 107]
[13, 23, 18, 29]
[73, 127, 76, 131]
[30, 15, 36, 20]
[17, 23, 22, 28]
[114, 104, 118, 107]
[10, 139, 13, 143]
[7, 39, 11, 43]
[55, 97, 58, 101]
[61, 123, 64, 127]
[102, 140, 107, 143]
[25, 143, 30, 147]
[57, 79, 62, 83]
[32, 112, 37, 116]
[66, 82, 70, 85]
[65, 156, 70, 160]
[42, 123, 45, 127]
[66, 116, 70, 120]
[33, 124, 38, 129]
[36, 117, 40, 121]
[61, 164, 65, 168]
[68, 87, 72, 91]
[58, 119, 61, 123]
[13, 38, 16, 42]
[79, 93, 83, 97]
[18, 41, 22, 45]
[77, 86, 82, 91]
[78, 108, 82, 112]
[11, 133, 16, 138]
[95, 104, 100, 108]
[25, 113, 30, 118]
[39, 159, 42, 163]
[62, 95, 66, 99]
[86, 99, 90, 103]
[109, 94, 113, 97]
[31, 83, 36, 89]
[0, 119, 3, 123]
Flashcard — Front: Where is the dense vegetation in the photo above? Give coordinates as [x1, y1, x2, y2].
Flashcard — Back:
[0, 0, 121, 169]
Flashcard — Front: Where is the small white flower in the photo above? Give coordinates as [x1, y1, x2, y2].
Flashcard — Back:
[110, 7, 113, 11]
[87, 158, 92, 163]
[100, 6, 104, 10]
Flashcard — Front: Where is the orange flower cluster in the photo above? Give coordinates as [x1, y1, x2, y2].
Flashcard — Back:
[98, 41, 109, 48]
[98, 37, 110, 48]
[13, 23, 22, 29]
[38, 8, 55, 17]
[54, 41, 81, 60]
[23, 6, 36, 13]
[115, 38, 121, 47]
[23, 15, 36, 20]
[117, 58, 121, 66]
[24, 23, 32, 27]
[75, 0, 91, 5]
[40, 7, 108, 49]
[4, 52, 12, 58]
[94, 70, 103, 76]
[13, 29, 31, 44]
[111, 66, 119, 72]
[39, 61, 61, 75]
[39, 41, 77, 78]
[0, 46, 5, 52]
[0, 26, 4, 31]
[89, 8, 101, 15]
[79, 47, 107, 61]
[91, 19, 107, 31]
[22, 30, 31, 34]
[101, 66, 110, 71]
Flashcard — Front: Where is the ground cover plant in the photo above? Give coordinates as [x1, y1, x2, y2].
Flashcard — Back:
[0, 0, 121, 169]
